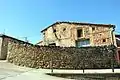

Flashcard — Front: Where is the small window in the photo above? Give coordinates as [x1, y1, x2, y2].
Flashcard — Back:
[53, 29, 56, 32]
[92, 27, 95, 31]
[59, 35, 61, 38]
[99, 33, 102, 36]
[77, 29, 83, 37]
[63, 28, 66, 31]
[43, 32, 45, 35]
[103, 39, 106, 42]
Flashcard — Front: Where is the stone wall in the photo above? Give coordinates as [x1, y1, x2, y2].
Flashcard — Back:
[42, 22, 115, 47]
[1, 37, 9, 60]
[0, 37, 3, 59]
[7, 40, 118, 69]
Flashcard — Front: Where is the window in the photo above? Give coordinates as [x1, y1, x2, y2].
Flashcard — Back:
[76, 39, 90, 47]
[77, 29, 83, 37]
[118, 51, 120, 60]
[92, 27, 95, 31]
[49, 43, 56, 46]
[43, 32, 45, 35]
[63, 28, 66, 31]
[53, 29, 56, 32]
[99, 33, 102, 36]
[103, 39, 106, 43]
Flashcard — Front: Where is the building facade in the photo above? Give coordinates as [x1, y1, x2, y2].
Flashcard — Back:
[0, 34, 31, 60]
[115, 35, 120, 63]
[40, 21, 116, 47]
[0, 34, 9, 60]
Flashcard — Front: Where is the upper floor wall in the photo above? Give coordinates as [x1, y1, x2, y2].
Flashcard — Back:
[42, 22, 116, 47]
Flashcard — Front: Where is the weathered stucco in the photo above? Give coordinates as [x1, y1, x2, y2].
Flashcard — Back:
[42, 22, 116, 47]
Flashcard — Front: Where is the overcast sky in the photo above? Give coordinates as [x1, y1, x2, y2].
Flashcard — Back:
[0, 0, 119, 43]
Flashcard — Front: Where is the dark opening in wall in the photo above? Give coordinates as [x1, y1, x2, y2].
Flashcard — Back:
[99, 33, 102, 36]
[103, 39, 106, 43]
[63, 28, 66, 31]
[92, 27, 95, 31]
[77, 29, 83, 37]
[53, 29, 56, 33]
[49, 43, 56, 46]
[43, 32, 45, 35]
[116, 38, 120, 47]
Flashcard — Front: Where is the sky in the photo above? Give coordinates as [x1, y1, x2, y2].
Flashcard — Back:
[0, 0, 120, 43]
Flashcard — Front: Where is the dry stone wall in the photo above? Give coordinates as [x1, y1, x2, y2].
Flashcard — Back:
[7, 40, 118, 69]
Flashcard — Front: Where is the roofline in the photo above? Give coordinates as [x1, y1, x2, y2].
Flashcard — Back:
[0, 34, 33, 45]
[36, 40, 43, 44]
[115, 34, 120, 37]
[41, 21, 115, 33]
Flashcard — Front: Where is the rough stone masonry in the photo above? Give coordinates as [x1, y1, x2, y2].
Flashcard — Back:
[7, 39, 119, 69]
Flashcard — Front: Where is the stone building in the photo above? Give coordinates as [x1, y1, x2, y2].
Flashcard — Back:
[40, 21, 116, 47]
[115, 34, 120, 63]
[0, 34, 31, 60]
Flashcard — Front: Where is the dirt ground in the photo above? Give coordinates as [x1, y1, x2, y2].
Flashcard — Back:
[0, 60, 31, 80]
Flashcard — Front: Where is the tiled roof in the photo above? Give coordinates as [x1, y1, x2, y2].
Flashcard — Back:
[41, 21, 115, 32]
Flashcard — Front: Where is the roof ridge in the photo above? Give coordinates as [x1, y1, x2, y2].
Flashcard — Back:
[55, 21, 114, 25]
[41, 21, 115, 32]
[0, 34, 33, 45]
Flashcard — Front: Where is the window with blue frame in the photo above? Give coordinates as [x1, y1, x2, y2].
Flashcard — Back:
[76, 39, 90, 47]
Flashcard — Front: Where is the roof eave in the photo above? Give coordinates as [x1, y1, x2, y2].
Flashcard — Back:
[41, 22, 116, 33]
